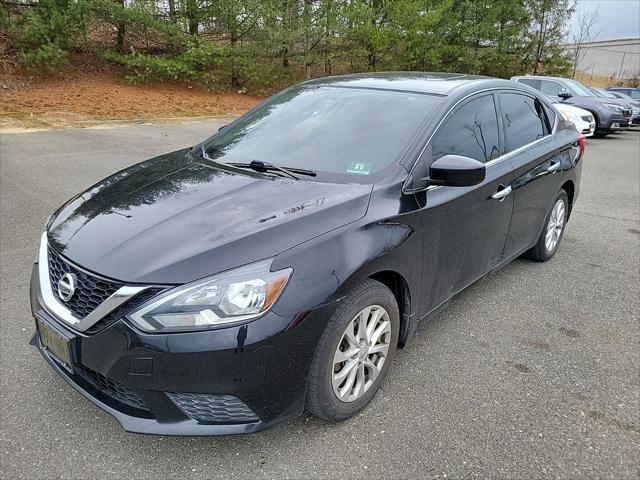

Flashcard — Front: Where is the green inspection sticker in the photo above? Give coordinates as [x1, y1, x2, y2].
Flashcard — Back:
[346, 162, 372, 175]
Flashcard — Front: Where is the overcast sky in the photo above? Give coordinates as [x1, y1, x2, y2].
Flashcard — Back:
[568, 0, 640, 41]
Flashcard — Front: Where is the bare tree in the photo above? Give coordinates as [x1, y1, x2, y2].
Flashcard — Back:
[569, 4, 601, 78]
[527, 0, 575, 75]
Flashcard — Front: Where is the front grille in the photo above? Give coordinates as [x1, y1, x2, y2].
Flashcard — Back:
[77, 364, 149, 411]
[581, 115, 593, 122]
[167, 393, 259, 424]
[48, 247, 123, 319]
[84, 287, 165, 334]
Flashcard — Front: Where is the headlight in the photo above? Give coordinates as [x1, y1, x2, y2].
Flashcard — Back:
[128, 259, 292, 332]
[559, 110, 579, 123]
[602, 102, 623, 112]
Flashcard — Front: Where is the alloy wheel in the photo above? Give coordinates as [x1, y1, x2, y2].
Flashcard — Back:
[331, 305, 392, 403]
[545, 199, 566, 252]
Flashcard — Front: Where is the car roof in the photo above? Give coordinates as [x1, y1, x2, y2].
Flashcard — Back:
[300, 72, 518, 96]
[511, 75, 574, 82]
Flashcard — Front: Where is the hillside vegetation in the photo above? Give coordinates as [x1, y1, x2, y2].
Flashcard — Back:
[1, 0, 579, 93]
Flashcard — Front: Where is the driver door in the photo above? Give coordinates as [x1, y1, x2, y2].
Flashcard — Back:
[416, 93, 515, 313]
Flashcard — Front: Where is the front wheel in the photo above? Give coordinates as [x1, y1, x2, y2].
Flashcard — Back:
[524, 189, 569, 262]
[306, 279, 400, 422]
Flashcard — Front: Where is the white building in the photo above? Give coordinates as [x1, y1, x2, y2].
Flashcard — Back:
[565, 38, 640, 80]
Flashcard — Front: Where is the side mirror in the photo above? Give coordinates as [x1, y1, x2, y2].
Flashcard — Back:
[558, 91, 573, 100]
[429, 155, 486, 187]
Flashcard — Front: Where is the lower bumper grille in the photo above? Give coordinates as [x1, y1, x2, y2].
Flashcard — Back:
[77, 364, 149, 411]
[167, 392, 259, 424]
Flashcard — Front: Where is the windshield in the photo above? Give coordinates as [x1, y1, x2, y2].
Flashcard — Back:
[593, 88, 618, 99]
[203, 86, 440, 179]
[613, 92, 637, 102]
[629, 91, 640, 100]
[565, 79, 596, 97]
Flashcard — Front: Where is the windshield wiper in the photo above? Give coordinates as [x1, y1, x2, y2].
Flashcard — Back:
[229, 161, 317, 180]
[200, 146, 316, 180]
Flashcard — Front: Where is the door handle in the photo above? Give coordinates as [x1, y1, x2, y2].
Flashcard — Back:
[491, 185, 512, 201]
[547, 161, 561, 173]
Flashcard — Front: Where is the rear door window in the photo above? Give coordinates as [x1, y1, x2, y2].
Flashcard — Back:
[430, 94, 500, 163]
[499, 93, 549, 152]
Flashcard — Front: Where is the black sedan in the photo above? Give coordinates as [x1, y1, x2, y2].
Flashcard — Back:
[31, 73, 583, 435]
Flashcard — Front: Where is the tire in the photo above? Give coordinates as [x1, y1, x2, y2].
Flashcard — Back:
[587, 111, 608, 137]
[306, 279, 400, 422]
[524, 189, 569, 262]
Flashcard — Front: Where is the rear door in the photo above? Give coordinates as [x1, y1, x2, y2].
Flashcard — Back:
[498, 92, 566, 257]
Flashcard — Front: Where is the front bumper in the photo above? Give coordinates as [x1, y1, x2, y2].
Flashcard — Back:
[30, 264, 333, 435]
[582, 122, 596, 137]
[598, 110, 627, 131]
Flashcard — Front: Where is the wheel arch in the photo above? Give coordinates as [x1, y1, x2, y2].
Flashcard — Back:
[561, 180, 575, 219]
[369, 270, 413, 348]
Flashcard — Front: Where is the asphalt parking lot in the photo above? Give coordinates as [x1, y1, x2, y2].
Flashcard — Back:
[1, 122, 638, 479]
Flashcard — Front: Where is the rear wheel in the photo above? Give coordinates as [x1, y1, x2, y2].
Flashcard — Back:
[306, 279, 399, 422]
[524, 189, 568, 262]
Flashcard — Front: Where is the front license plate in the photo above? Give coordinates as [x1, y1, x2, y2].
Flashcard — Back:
[37, 318, 73, 371]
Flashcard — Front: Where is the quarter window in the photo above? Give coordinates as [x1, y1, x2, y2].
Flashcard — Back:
[431, 95, 500, 163]
[500, 93, 549, 152]
[517, 78, 540, 89]
[541, 103, 557, 130]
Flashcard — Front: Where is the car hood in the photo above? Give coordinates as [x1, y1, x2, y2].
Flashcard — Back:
[48, 149, 373, 284]
[563, 96, 620, 110]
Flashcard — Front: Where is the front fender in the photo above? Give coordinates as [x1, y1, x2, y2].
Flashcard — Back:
[271, 216, 421, 330]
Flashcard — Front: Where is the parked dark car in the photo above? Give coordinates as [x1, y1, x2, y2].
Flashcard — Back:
[606, 87, 640, 101]
[603, 89, 640, 125]
[31, 73, 583, 436]
[511, 75, 631, 134]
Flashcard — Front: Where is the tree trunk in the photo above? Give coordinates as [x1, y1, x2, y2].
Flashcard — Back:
[115, 0, 125, 52]
[368, 50, 376, 71]
[324, 58, 331, 75]
[230, 32, 239, 88]
[323, 0, 333, 76]
[532, 9, 546, 75]
[168, 0, 176, 23]
[303, 0, 313, 79]
[185, 0, 198, 36]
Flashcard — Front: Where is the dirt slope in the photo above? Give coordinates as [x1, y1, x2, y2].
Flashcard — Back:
[0, 69, 264, 130]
